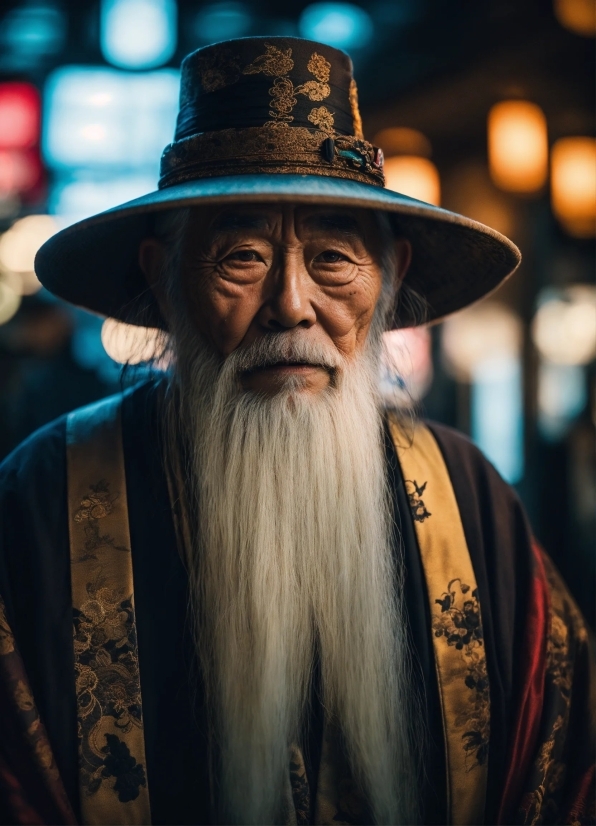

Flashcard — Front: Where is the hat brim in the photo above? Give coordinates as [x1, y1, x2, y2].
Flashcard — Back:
[35, 173, 521, 329]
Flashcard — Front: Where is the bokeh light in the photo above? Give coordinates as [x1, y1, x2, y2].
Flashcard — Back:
[551, 137, 596, 238]
[0, 149, 42, 197]
[194, 3, 252, 44]
[0, 215, 57, 294]
[374, 127, 432, 158]
[441, 301, 523, 382]
[380, 327, 433, 408]
[532, 286, 596, 366]
[0, 279, 21, 325]
[488, 100, 548, 193]
[43, 67, 180, 172]
[471, 354, 524, 483]
[384, 156, 441, 205]
[101, 318, 164, 365]
[554, 0, 596, 37]
[0, 83, 40, 149]
[100, 0, 177, 70]
[0, 2, 66, 69]
[299, 3, 373, 49]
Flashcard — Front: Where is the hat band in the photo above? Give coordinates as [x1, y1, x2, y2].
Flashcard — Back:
[158, 126, 385, 189]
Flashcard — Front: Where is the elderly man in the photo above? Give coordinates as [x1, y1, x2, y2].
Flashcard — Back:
[0, 37, 593, 826]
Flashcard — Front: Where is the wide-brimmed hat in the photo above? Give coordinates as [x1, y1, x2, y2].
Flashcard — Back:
[35, 36, 521, 328]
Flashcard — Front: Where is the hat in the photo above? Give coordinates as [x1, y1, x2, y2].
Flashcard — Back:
[35, 37, 520, 328]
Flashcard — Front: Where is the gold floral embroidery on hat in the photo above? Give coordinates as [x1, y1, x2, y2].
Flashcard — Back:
[269, 76, 298, 123]
[243, 43, 294, 77]
[197, 47, 241, 93]
[349, 79, 364, 140]
[308, 106, 334, 134]
[242, 44, 334, 130]
[307, 52, 331, 83]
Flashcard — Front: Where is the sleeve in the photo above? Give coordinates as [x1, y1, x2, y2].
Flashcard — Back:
[0, 420, 80, 824]
[499, 544, 595, 826]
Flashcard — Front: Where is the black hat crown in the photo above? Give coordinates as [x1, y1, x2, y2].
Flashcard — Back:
[159, 37, 384, 189]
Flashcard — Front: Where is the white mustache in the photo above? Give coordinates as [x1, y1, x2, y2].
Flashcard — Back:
[226, 333, 343, 374]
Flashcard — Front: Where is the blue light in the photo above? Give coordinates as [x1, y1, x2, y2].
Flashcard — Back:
[43, 67, 180, 172]
[100, 0, 177, 70]
[194, 2, 251, 44]
[471, 355, 524, 484]
[49, 173, 157, 226]
[0, 2, 66, 69]
[299, 2, 373, 50]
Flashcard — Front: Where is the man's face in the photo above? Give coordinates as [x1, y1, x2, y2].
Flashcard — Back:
[141, 203, 410, 395]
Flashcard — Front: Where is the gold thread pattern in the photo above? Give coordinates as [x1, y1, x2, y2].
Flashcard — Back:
[243, 43, 294, 78]
[307, 106, 335, 134]
[159, 127, 384, 188]
[518, 557, 592, 826]
[197, 47, 242, 93]
[389, 417, 490, 825]
[307, 52, 331, 83]
[242, 45, 334, 130]
[67, 399, 151, 825]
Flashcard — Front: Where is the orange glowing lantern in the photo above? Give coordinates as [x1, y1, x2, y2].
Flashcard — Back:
[554, 0, 596, 37]
[551, 137, 596, 238]
[384, 156, 441, 205]
[488, 101, 548, 193]
[376, 127, 441, 206]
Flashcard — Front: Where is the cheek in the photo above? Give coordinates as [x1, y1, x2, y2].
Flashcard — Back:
[318, 271, 382, 348]
[183, 272, 263, 354]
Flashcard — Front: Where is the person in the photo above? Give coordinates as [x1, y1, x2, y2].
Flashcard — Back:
[0, 36, 593, 826]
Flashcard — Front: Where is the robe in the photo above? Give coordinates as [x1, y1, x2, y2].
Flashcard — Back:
[0, 379, 593, 825]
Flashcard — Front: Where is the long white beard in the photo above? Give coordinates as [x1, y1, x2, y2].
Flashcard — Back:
[166, 328, 419, 825]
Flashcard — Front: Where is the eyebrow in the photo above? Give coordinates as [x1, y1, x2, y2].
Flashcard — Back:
[302, 213, 363, 239]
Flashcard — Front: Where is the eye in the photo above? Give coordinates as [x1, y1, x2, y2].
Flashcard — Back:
[315, 250, 347, 264]
[225, 249, 261, 262]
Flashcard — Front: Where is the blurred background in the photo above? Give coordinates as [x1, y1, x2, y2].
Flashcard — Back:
[0, 0, 594, 622]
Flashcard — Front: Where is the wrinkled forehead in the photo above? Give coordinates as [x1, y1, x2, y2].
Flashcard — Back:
[187, 202, 379, 243]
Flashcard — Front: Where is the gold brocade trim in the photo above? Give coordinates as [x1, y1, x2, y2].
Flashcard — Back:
[159, 126, 384, 188]
[389, 418, 490, 825]
[348, 80, 364, 140]
[67, 397, 151, 826]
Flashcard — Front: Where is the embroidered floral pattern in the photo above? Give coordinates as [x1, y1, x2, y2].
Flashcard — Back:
[405, 479, 432, 522]
[242, 45, 334, 130]
[197, 47, 242, 93]
[101, 734, 147, 803]
[73, 571, 146, 801]
[433, 579, 489, 769]
[269, 76, 298, 123]
[74, 480, 117, 522]
[307, 52, 331, 82]
[289, 744, 310, 825]
[308, 105, 334, 133]
[243, 43, 294, 77]
[519, 558, 590, 825]
[73, 481, 130, 563]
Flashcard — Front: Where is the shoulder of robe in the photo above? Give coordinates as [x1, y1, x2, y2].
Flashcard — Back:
[422, 419, 528, 522]
[0, 413, 68, 498]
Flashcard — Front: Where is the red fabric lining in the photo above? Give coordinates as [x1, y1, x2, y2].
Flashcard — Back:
[497, 540, 550, 824]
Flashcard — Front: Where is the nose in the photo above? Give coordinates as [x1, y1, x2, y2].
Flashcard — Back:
[258, 252, 317, 331]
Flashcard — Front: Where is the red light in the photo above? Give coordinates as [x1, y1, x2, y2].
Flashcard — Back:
[0, 149, 42, 195]
[0, 83, 41, 150]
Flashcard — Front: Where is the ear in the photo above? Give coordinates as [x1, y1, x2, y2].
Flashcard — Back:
[394, 237, 412, 285]
[138, 237, 170, 320]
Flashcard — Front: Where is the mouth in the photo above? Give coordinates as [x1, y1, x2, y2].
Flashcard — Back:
[243, 360, 331, 375]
